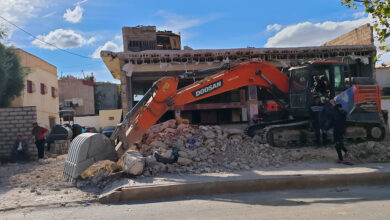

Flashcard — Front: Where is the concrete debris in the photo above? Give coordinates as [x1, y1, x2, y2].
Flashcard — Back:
[80, 119, 390, 184]
[121, 152, 145, 176]
[348, 141, 390, 162]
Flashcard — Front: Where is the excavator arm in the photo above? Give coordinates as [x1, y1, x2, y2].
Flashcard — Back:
[116, 61, 289, 155]
[64, 61, 289, 181]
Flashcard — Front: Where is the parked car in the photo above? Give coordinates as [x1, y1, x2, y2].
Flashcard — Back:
[83, 126, 98, 133]
[101, 126, 115, 137]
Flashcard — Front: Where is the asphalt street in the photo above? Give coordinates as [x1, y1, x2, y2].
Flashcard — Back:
[2, 185, 390, 220]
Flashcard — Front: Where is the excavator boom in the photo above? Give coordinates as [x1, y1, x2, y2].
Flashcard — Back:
[119, 61, 289, 156]
[63, 61, 289, 180]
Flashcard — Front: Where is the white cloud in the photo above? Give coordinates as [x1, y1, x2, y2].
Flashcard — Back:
[77, 0, 88, 5]
[42, 11, 56, 18]
[266, 24, 282, 32]
[0, 0, 47, 35]
[156, 10, 203, 33]
[32, 29, 95, 50]
[155, 10, 215, 41]
[265, 17, 369, 47]
[91, 35, 122, 59]
[63, 5, 83, 23]
[353, 11, 366, 19]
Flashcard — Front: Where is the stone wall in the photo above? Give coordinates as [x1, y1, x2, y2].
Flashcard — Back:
[0, 106, 37, 159]
[50, 140, 70, 155]
[323, 23, 373, 46]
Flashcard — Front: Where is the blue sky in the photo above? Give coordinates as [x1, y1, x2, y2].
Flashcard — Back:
[0, 0, 378, 82]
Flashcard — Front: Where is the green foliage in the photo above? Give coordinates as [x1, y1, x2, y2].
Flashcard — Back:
[0, 39, 29, 107]
[342, 0, 390, 49]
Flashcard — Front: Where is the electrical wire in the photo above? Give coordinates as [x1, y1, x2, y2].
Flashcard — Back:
[0, 15, 96, 59]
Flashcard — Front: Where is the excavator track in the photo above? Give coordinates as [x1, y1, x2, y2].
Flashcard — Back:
[246, 121, 310, 147]
[246, 120, 386, 148]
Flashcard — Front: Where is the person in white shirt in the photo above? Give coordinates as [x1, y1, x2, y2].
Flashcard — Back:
[12, 135, 29, 161]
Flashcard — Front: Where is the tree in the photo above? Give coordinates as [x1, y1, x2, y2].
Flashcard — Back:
[0, 31, 29, 107]
[342, 0, 390, 50]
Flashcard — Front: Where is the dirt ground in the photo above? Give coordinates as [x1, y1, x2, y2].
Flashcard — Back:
[0, 155, 98, 211]
[1, 139, 389, 212]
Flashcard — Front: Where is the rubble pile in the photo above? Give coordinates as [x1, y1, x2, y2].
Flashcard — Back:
[348, 141, 390, 162]
[130, 119, 294, 176]
[80, 119, 390, 186]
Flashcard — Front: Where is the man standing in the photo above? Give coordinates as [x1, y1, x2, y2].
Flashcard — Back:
[319, 101, 333, 145]
[31, 122, 48, 159]
[333, 104, 349, 162]
[12, 135, 29, 161]
[310, 96, 323, 145]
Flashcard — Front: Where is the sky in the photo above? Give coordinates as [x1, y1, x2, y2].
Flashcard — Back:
[0, 0, 385, 83]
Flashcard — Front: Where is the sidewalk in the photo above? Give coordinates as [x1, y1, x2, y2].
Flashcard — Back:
[99, 162, 390, 203]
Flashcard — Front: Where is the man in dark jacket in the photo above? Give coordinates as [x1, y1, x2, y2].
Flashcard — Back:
[319, 101, 333, 145]
[12, 135, 29, 161]
[333, 103, 349, 162]
[310, 96, 323, 145]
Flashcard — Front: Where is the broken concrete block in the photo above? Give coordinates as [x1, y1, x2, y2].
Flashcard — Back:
[227, 128, 243, 136]
[177, 157, 192, 166]
[122, 152, 145, 176]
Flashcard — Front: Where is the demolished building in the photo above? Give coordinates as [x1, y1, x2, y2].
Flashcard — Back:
[101, 24, 376, 124]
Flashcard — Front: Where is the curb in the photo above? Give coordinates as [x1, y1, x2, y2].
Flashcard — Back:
[99, 172, 390, 203]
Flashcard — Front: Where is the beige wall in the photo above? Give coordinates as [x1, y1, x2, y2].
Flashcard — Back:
[323, 23, 373, 46]
[59, 78, 95, 116]
[74, 115, 100, 130]
[10, 49, 59, 129]
[99, 109, 122, 129]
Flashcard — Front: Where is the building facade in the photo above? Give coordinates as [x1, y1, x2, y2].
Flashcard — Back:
[10, 49, 59, 129]
[58, 77, 95, 116]
[101, 24, 377, 125]
[122, 26, 181, 52]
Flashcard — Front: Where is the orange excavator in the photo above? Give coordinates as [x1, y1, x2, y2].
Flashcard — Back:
[63, 61, 386, 180]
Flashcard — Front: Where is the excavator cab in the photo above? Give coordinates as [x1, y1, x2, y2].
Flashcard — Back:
[288, 61, 349, 118]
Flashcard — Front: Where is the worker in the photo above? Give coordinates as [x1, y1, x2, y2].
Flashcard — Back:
[333, 103, 350, 162]
[320, 75, 330, 98]
[31, 122, 48, 159]
[311, 75, 329, 99]
[310, 96, 323, 145]
[11, 135, 29, 162]
[319, 100, 333, 145]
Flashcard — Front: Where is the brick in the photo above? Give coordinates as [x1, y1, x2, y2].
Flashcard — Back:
[27, 111, 37, 116]
[23, 115, 33, 119]
[7, 116, 15, 120]
[0, 112, 9, 116]
[17, 111, 27, 115]
[14, 116, 24, 120]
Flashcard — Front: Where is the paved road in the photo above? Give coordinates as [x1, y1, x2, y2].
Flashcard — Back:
[3, 185, 390, 220]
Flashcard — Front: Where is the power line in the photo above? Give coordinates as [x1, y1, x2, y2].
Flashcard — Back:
[0, 15, 96, 59]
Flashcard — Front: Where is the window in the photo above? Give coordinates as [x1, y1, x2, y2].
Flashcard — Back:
[51, 87, 57, 98]
[40, 83, 47, 95]
[27, 80, 33, 93]
[290, 67, 308, 92]
[334, 66, 344, 90]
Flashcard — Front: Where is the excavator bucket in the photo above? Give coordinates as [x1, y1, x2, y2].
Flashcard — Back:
[63, 133, 117, 182]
